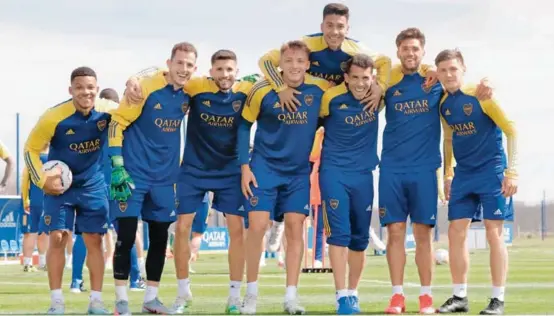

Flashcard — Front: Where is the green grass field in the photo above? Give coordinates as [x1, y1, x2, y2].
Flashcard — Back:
[0, 238, 553, 315]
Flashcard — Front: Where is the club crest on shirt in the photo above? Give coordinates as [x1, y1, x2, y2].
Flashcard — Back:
[340, 61, 347, 72]
[232, 100, 242, 112]
[379, 207, 386, 218]
[119, 202, 128, 212]
[463, 103, 473, 116]
[250, 196, 259, 207]
[329, 199, 339, 210]
[304, 95, 314, 106]
[421, 83, 432, 93]
[97, 120, 107, 131]
[182, 102, 190, 114]
[44, 215, 51, 226]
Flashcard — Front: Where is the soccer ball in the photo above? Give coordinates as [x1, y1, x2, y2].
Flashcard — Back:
[42, 160, 73, 192]
[435, 248, 449, 265]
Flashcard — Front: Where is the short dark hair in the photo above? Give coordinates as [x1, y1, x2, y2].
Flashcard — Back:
[345, 54, 375, 73]
[435, 49, 465, 67]
[323, 3, 349, 19]
[280, 40, 311, 57]
[99, 88, 119, 103]
[396, 27, 426, 47]
[70, 66, 96, 82]
[171, 42, 198, 59]
[211, 49, 237, 65]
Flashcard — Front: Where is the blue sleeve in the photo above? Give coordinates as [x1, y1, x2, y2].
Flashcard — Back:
[109, 146, 122, 157]
[238, 120, 253, 165]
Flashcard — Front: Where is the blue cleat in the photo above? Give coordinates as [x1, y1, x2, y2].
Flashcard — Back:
[336, 296, 356, 315]
[349, 296, 360, 314]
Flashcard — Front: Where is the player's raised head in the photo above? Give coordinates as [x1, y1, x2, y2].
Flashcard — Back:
[344, 54, 375, 100]
[435, 49, 466, 93]
[209, 49, 238, 92]
[396, 27, 426, 73]
[321, 3, 350, 50]
[279, 40, 311, 86]
[99, 88, 119, 103]
[167, 41, 198, 87]
[69, 66, 98, 113]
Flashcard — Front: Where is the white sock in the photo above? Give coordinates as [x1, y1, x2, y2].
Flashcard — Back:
[66, 254, 72, 264]
[144, 286, 158, 303]
[24, 257, 32, 265]
[392, 285, 404, 295]
[90, 290, 102, 302]
[246, 281, 258, 296]
[139, 257, 146, 275]
[336, 289, 349, 299]
[177, 278, 191, 297]
[229, 281, 241, 298]
[420, 286, 432, 296]
[51, 289, 64, 304]
[285, 285, 297, 301]
[115, 286, 128, 302]
[492, 286, 505, 301]
[348, 289, 358, 297]
[39, 254, 46, 266]
[453, 283, 467, 298]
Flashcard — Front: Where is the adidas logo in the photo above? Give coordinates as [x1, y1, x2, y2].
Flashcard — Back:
[102, 223, 108, 229]
[312, 61, 320, 66]
[273, 102, 281, 109]
[238, 205, 245, 212]
[154, 103, 162, 110]
[170, 210, 176, 217]
[304, 204, 310, 211]
[202, 100, 211, 107]
[366, 205, 372, 212]
[0, 212, 16, 228]
[445, 109, 451, 116]
[494, 209, 502, 216]
[430, 214, 435, 220]
[339, 104, 348, 110]
[65, 129, 75, 135]
[393, 90, 401, 96]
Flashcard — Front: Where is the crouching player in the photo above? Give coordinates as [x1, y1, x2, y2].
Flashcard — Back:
[436, 49, 517, 315]
[24, 67, 111, 314]
[319, 54, 381, 314]
[238, 40, 330, 315]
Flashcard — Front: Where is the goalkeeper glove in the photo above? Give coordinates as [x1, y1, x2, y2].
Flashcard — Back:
[240, 74, 261, 83]
[110, 155, 135, 202]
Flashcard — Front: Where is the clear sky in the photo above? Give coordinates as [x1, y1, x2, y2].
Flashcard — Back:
[0, 0, 551, 203]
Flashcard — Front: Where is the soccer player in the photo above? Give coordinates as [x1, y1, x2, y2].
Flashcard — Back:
[378, 28, 493, 314]
[318, 54, 380, 314]
[21, 147, 49, 272]
[0, 140, 14, 194]
[24, 66, 111, 314]
[258, 3, 391, 111]
[108, 42, 197, 315]
[170, 50, 252, 315]
[239, 40, 330, 315]
[436, 49, 516, 315]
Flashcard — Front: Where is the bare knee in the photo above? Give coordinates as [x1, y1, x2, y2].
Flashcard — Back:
[284, 214, 305, 241]
[448, 220, 470, 242]
[227, 216, 245, 242]
[484, 220, 504, 245]
[175, 215, 193, 235]
[387, 223, 406, 246]
[49, 231, 68, 249]
[413, 224, 432, 246]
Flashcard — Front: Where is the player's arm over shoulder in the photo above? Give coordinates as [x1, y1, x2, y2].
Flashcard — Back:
[258, 47, 286, 92]
[480, 97, 518, 178]
[319, 83, 346, 118]
[242, 79, 272, 123]
[24, 110, 57, 188]
[348, 40, 392, 90]
[184, 76, 209, 97]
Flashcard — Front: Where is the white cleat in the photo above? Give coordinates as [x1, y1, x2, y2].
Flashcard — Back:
[267, 221, 285, 252]
[313, 260, 323, 268]
[284, 298, 306, 315]
[239, 293, 258, 315]
[170, 292, 193, 314]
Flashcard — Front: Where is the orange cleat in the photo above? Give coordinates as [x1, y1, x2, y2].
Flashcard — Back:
[385, 293, 406, 314]
[419, 294, 436, 314]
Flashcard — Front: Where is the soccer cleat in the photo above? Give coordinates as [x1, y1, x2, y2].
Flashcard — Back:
[46, 300, 65, 315]
[130, 277, 146, 292]
[313, 260, 323, 268]
[87, 299, 110, 315]
[38, 264, 48, 271]
[239, 293, 258, 315]
[70, 279, 87, 293]
[267, 221, 285, 252]
[385, 293, 406, 314]
[479, 298, 504, 315]
[419, 294, 436, 314]
[350, 296, 360, 313]
[142, 297, 171, 314]
[437, 295, 469, 313]
[23, 264, 38, 272]
[225, 296, 241, 315]
[114, 300, 132, 316]
[336, 296, 356, 315]
[170, 293, 193, 314]
[283, 298, 306, 315]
